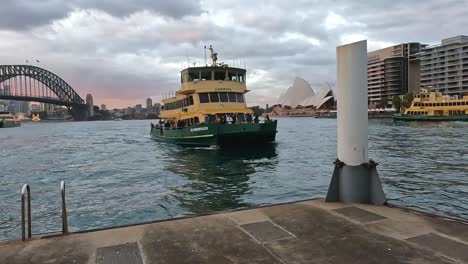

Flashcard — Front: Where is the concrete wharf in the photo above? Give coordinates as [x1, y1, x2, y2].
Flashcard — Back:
[1, 199, 467, 264]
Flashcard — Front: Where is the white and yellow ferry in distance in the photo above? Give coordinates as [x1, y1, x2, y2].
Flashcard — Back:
[150, 46, 277, 146]
[393, 87, 468, 121]
[0, 112, 21, 128]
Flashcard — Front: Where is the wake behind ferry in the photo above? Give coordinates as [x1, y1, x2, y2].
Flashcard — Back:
[150, 46, 277, 146]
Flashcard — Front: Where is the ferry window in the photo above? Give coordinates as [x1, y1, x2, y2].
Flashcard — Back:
[236, 93, 245, 103]
[201, 71, 211, 81]
[199, 93, 209, 103]
[189, 96, 194, 105]
[219, 92, 228, 102]
[238, 74, 245, 83]
[214, 71, 225, 81]
[188, 71, 199, 82]
[228, 92, 237, 102]
[209, 92, 220, 102]
[228, 72, 238, 81]
[457, 102, 461, 106]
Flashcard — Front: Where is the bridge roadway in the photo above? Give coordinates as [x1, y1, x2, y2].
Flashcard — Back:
[1, 199, 467, 264]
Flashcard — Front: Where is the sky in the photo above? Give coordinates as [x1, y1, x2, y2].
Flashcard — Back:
[0, 0, 467, 109]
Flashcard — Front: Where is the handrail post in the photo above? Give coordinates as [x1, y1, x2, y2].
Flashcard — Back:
[61, 181, 68, 234]
[21, 184, 31, 241]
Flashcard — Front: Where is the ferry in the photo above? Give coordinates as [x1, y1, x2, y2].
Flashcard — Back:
[150, 46, 277, 146]
[393, 87, 468, 121]
[31, 113, 41, 122]
[0, 112, 21, 128]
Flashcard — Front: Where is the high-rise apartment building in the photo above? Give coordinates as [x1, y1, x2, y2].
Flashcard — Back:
[419, 35, 468, 96]
[368, 43, 426, 105]
[146, 98, 153, 112]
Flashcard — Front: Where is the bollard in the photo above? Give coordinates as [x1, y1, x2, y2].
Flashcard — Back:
[61, 181, 69, 234]
[21, 184, 31, 241]
[325, 40, 386, 205]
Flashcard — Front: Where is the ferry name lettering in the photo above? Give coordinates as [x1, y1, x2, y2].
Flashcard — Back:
[190, 127, 209, 132]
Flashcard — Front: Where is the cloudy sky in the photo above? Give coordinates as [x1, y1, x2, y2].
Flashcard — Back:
[0, 0, 467, 108]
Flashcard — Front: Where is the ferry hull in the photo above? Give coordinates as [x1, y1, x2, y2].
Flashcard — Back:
[393, 114, 468, 121]
[150, 121, 277, 146]
[0, 121, 21, 128]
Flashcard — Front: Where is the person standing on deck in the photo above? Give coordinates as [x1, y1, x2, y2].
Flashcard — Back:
[204, 114, 210, 124]
[254, 115, 259, 123]
[226, 115, 233, 124]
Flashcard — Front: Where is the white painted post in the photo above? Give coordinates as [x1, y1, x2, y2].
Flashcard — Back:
[326, 40, 386, 204]
[336, 40, 368, 166]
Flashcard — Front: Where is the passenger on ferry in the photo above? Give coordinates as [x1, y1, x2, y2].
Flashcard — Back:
[265, 114, 271, 123]
[246, 114, 252, 123]
[226, 115, 233, 124]
[204, 115, 210, 124]
[254, 115, 259, 123]
[232, 114, 237, 124]
[220, 115, 226, 124]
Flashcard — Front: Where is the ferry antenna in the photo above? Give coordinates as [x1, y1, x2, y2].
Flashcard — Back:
[204, 46, 207, 66]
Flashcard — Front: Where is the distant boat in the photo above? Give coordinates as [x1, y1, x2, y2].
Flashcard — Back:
[114, 118, 123, 121]
[31, 114, 41, 122]
[0, 112, 21, 128]
[393, 88, 468, 121]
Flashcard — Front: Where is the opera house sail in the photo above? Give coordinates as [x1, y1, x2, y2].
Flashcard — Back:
[273, 78, 335, 116]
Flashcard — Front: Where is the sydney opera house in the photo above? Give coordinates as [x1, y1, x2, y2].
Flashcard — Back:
[271, 78, 335, 116]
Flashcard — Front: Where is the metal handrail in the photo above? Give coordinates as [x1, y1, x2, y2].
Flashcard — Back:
[21, 184, 31, 241]
[61, 181, 68, 234]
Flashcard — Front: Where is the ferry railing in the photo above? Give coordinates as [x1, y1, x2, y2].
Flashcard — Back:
[61, 181, 69, 234]
[21, 184, 31, 241]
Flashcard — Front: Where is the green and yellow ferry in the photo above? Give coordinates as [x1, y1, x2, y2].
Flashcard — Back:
[0, 112, 21, 128]
[393, 88, 468, 121]
[150, 47, 277, 146]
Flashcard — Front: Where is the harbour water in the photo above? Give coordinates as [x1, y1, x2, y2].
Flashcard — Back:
[0, 118, 467, 242]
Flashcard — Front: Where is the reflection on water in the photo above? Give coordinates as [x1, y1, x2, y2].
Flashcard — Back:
[0, 118, 466, 242]
[162, 144, 278, 213]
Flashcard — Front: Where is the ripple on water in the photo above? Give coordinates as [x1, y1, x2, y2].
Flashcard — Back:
[0, 119, 467, 241]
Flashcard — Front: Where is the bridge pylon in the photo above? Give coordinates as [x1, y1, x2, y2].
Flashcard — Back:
[70, 104, 89, 121]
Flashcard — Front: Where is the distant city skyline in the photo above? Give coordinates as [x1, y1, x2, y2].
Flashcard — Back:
[0, 1, 467, 108]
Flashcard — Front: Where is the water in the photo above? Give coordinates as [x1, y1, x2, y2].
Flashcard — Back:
[0, 118, 467, 241]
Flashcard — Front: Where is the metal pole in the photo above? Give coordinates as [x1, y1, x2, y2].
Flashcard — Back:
[21, 184, 31, 241]
[326, 40, 386, 205]
[61, 181, 68, 234]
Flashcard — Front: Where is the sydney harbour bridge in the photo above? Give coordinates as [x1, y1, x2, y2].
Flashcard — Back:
[0, 65, 90, 120]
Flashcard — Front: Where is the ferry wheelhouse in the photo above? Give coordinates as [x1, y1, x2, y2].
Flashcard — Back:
[150, 46, 277, 145]
[393, 88, 468, 121]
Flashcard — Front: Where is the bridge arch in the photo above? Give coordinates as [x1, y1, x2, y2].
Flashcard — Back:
[0, 65, 84, 106]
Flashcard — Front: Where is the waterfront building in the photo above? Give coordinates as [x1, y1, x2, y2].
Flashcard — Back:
[135, 104, 142, 113]
[418, 35, 468, 96]
[30, 104, 40, 112]
[277, 78, 334, 109]
[368, 43, 426, 106]
[146, 98, 153, 112]
[153, 103, 161, 116]
[86, 94, 94, 117]
[273, 78, 335, 117]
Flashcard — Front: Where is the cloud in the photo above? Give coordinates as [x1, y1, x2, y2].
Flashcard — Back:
[0, 0, 202, 30]
[0, 0, 467, 108]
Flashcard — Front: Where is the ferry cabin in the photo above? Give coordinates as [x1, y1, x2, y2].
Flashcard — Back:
[160, 66, 253, 124]
[404, 88, 468, 116]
